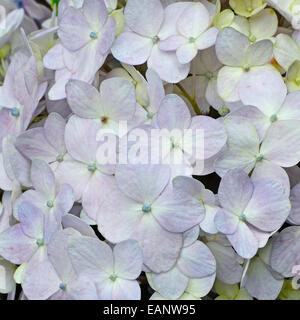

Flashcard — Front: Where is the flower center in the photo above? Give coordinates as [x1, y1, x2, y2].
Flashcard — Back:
[146, 112, 154, 120]
[56, 155, 64, 163]
[205, 71, 213, 79]
[107, 7, 113, 14]
[152, 36, 160, 44]
[109, 274, 117, 281]
[87, 163, 96, 172]
[239, 213, 246, 221]
[59, 283, 66, 290]
[142, 204, 151, 213]
[11, 107, 20, 117]
[90, 31, 98, 39]
[249, 35, 256, 42]
[47, 200, 54, 208]
[270, 114, 278, 122]
[256, 154, 264, 161]
[36, 238, 44, 246]
[101, 116, 108, 124]
[243, 64, 250, 72]
[189, 36, 196, 43]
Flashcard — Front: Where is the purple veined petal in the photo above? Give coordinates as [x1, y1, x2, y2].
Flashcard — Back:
[113, 240, 143, 280]
[97, 182, 144, 242]
[270, 226, 300, 277]
[68, 237, 114, 277]
[157, 94, 191, 130]
[82, 0, 107, 30]
[148, 45, 190, 83]
[151, 267, 189, 299]
[62, 215, 96, 238]
[158, 2, 190, 40]
[66, 80, 103, 119]
[73, 45, 107, 86]
[44, 113, 67, 157]
[100, 77, 136, 120]
[115, 164, 170, 204]
[47, 229, 79, 283]
[193, 147, 226, 176]
[245, 40, 274, 67]
[177, 240, 216, 278]
[189, 115, 227, 160]
[172, 176, 205, 199]
[278, 91, 300, 121]
[195, 27, 219, 50]
[131, 213, 183, 273]
[159, 35, 187, 51]
[21, 0, 50, 20]
[0, 109, 20, 149]
[64, 274, 99, 300]
[54, 184, 74, 219]
[146, 68, 165, 113]
[206, 241, 243, 285]
[0, 224, 37, 264]
[285, 166, 300, 189]
[111, 31, 153, 65]
[218, 169, 254, 215]
[82, 172, 115, 221]
[185, 273, 216, 298]
[22, 246, 61, 300]
[48, 69, 72, 101]
[217, 66, 244, 102]
[289, 182, 300, 225]
[18, 202, 44, 239]
[215, 118, 260, 176]
[46, 98, 72, 119]
[215, 27, 249, 66]
[55, 160, 92, 201]
[31, 159, 56, 199]
[248, 224, 272, 249]
[260, 120, 300, 167]
[43, 208, 63, 245]
[238, 67, 287, 117]
[177, 2, 210, 38]
[0, 154, 13, 191]
[214, 209, 239, 235]
[152, 187, 205, 233]
[183, 225, 200, 247]
[58, 7, 90, 51]
[228, 106, 270, 142]
[245, 257, 284, 300]
[176, 43, 198, 64]
[43, 44, 65, 70]
[215, 150, 257, 178]
[99, 278, 141, 300]
[96, 16, 116, 56]
[124, 0, 164, 37]
[2, 136, 31, 188]
[227, 221, 259, 259]
[13, 190, 47, 221]
[200, 204, 219, 235]
[0, 191, 14, 234]
[249, 8, 278, 39]
[244, 179, 290, 232]
[64, 115, 100, 163]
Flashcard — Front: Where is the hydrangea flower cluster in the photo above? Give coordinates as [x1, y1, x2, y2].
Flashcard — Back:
[0, 0, 300, 300]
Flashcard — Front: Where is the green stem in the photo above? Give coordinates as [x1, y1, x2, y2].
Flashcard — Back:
[175, 83, 202, 115]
